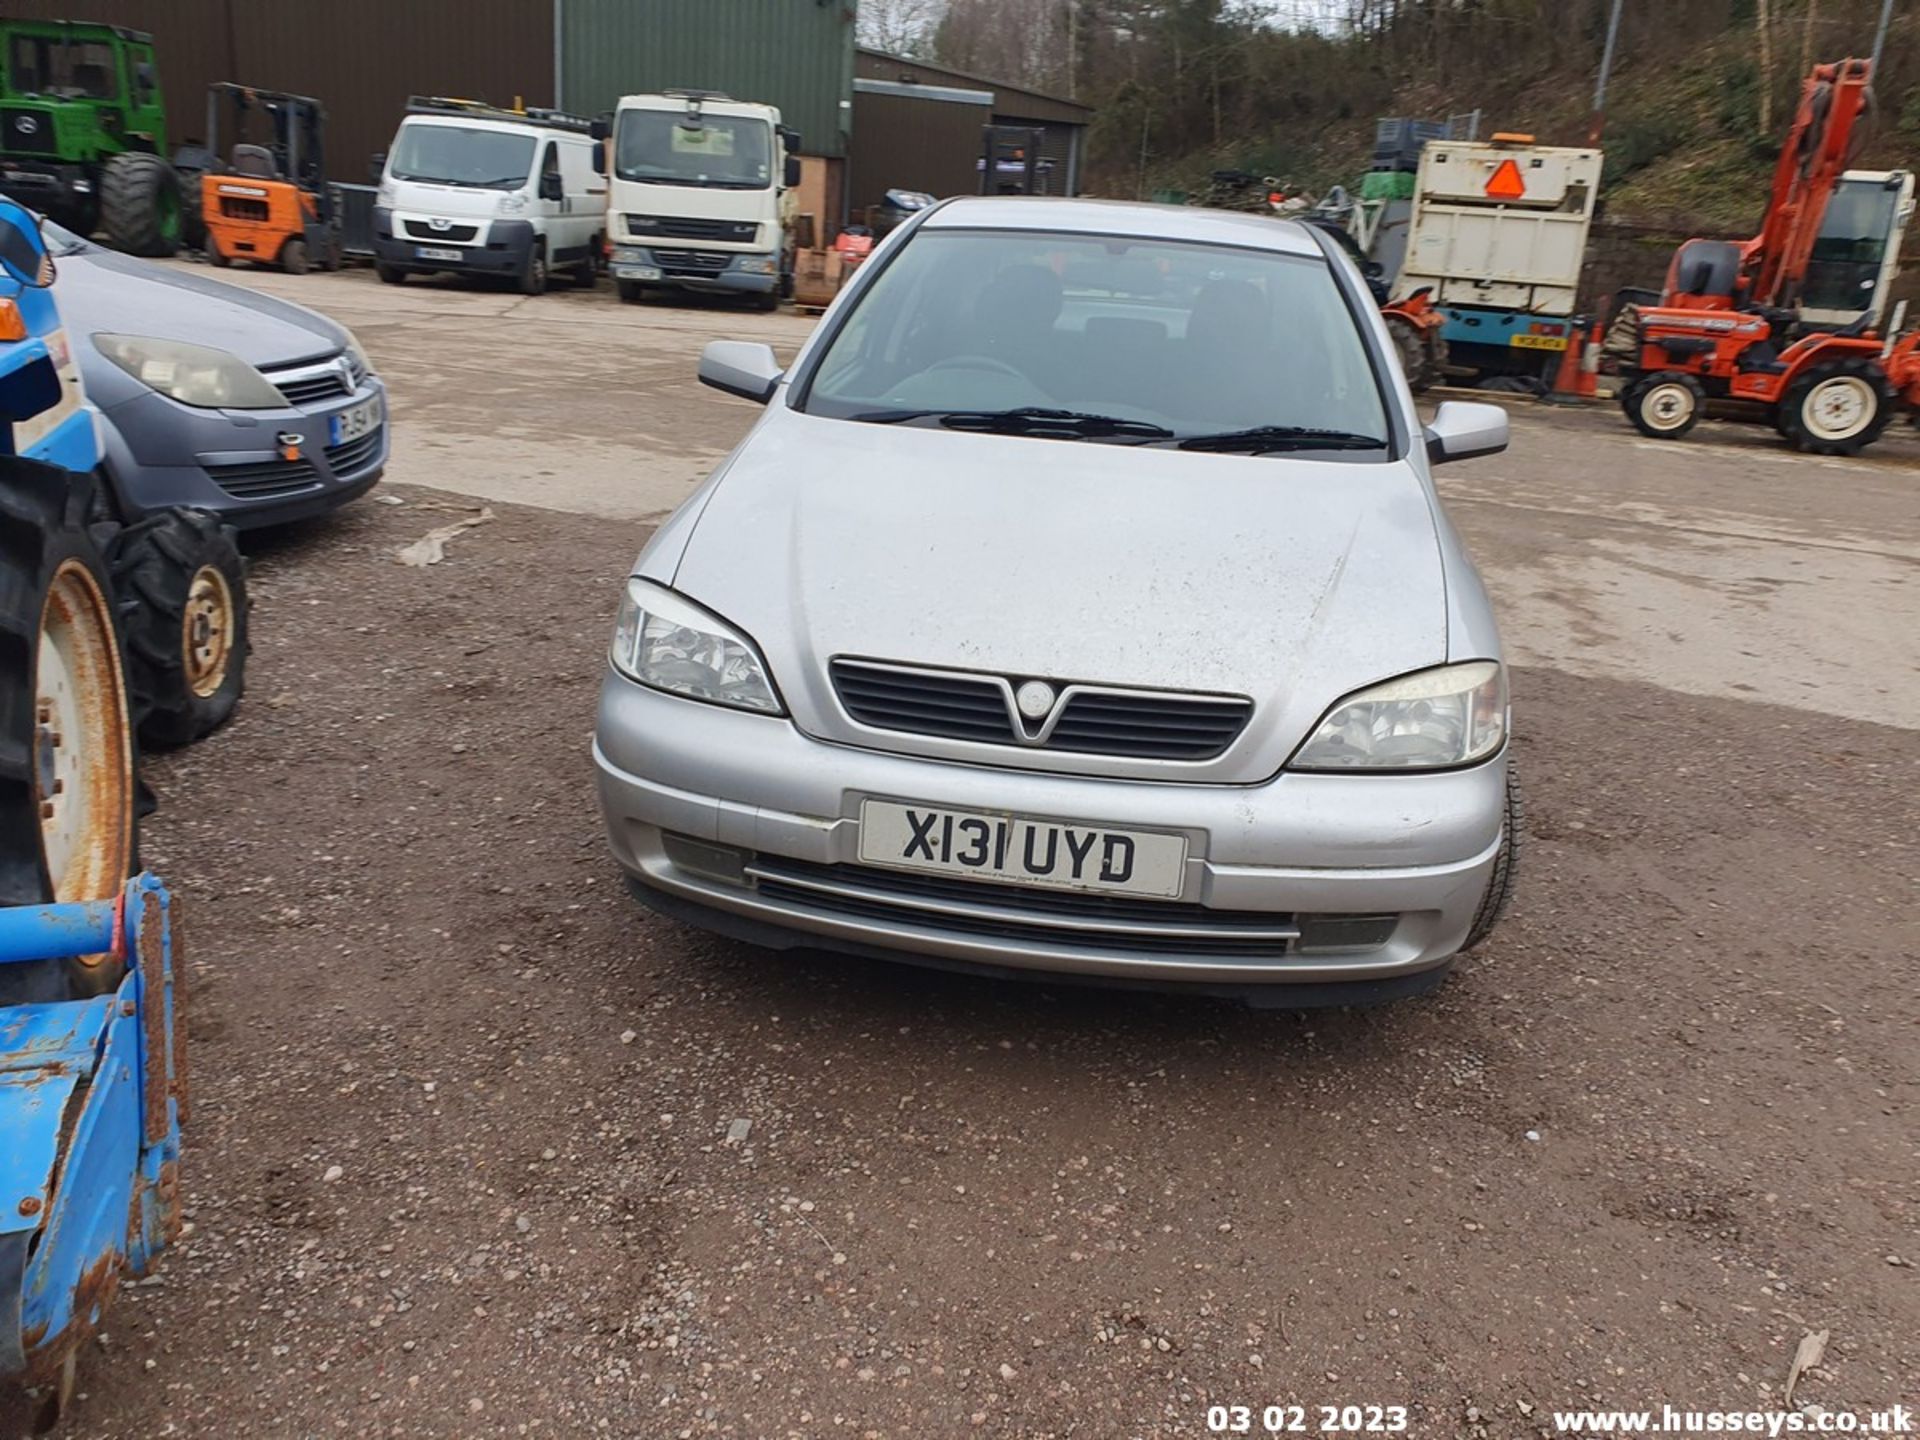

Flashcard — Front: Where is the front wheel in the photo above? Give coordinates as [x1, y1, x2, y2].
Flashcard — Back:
[1778, 358, 1894, 455]
[109, 508, 249, 749]
[377, 262, 407, 285]
[1461, 759, 1524, 952]
[98, 151, 184, 257]
[518, 242, 548, 296]
[281, 237, 310, 275]
[616, 278, 644, 304]
[1621, 370, 1703, 439]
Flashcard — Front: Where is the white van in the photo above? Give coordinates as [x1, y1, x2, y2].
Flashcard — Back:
[605, 90, 800, 311]
[374, 97, 606, 295]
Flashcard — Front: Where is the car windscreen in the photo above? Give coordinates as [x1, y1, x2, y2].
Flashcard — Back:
[799, 227, 1391, 452]
[389, 124, 536, 190]
[615, 111, 771, 190]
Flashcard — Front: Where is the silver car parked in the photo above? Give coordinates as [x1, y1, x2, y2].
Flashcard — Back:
[594, 197, 1519, 1005]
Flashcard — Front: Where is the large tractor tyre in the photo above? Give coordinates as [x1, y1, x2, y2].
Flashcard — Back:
[108, 508, 248, 750]
[1621, 370, 1704, 440]
[0, 461, 137, 1003]
[1461, 758, 1524, 953]
[98, 151, 184, 258]
[1777, 358, 1896, 456]
[1385, 312, 1444, 393]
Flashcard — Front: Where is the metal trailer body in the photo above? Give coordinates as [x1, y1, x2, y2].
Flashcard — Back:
[0, 877, 184, 1409]
[1394, 138, 1604, 382]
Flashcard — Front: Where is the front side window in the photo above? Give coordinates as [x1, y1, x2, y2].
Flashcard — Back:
[9, 36, 116, 98]
[801, 227, 1390, 454]
[1803, 178, 1901, 311]
[615, 111, 770, 190]
[389, 124, 535, 190]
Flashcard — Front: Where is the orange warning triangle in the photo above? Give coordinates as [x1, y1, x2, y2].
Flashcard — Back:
[1485, 158, 1526, 201]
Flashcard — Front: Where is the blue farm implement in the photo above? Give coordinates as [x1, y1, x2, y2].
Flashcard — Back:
[0, 875, 184, 1423]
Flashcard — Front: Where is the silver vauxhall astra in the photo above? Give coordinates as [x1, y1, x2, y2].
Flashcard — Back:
[593, 196, 1520, 1005]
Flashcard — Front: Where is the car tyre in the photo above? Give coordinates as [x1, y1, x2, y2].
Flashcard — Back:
[1461, 758, 1523, 953]
[1777, 357, 1894, 455]
[108, 508, 249, 749]
[1620, 370, 1702, 440]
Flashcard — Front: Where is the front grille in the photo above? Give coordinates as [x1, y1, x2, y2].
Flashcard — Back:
[746, 856, 1300, 958]
[402, 219, 479, 242]
[1, 109, 56, 155]
[626, 214, 756, 243]
[325, 427, 383, 477]
[659, 250, 733, 275]
[207, 457, 320, 500]
[830, 659, 1253, 761]
[219, 196, 270, 222]
[266, 351, 366, 408]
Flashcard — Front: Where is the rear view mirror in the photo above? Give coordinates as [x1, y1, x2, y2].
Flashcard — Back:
[368, 151, 386, 182]
[590, 116, 611, 141]
[1423, 400, 1508, 465]
[698, 340, 782, 404]
[539, 172, 563, 202]
[0, 196, 53, 288]
[784, 154, 802, 188]
[591, 140, 607, 173]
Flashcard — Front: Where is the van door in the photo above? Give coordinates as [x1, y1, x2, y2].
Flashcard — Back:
[555, 137, 604, 262]
[531, 140, 564, 256]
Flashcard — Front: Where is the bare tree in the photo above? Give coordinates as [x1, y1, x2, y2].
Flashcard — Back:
[860, 0, 947, 55]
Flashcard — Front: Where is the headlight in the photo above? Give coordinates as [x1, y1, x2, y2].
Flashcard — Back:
[94, 334, 285, 409]
[734, 254, 777, 275]
[497, 192, 528, 214]
[1290, 661, 1506, 771]
[613, 244, 652, 264]
[610, 579, 781, 714]
[375, 179, 396, 208]
[344, 334, 374, 378]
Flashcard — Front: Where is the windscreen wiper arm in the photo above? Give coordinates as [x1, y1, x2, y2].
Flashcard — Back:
[850, 406, 1175, 441]
[1175, 425, 1387, 454]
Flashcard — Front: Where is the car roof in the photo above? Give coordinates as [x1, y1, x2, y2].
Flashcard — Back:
[921, 196, 1325, 258]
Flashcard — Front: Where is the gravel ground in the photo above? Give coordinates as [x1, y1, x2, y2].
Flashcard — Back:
[7, 486, 1912, 1439]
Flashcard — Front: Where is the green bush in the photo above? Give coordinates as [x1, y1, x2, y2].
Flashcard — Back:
[1603, 112, 1686, 187]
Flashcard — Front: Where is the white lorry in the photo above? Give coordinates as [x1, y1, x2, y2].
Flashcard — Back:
[605, 90, 801, 311]
[1392, 134, 1603, 380]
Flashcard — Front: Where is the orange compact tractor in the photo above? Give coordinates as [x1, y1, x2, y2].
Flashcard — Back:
[199, 83, 339, 274]
[1614, 58, 1920, 454]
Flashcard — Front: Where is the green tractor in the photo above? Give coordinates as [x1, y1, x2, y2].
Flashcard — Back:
[0, 18, 204, 256]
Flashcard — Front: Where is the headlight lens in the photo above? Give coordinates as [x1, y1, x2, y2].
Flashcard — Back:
[1290, 661, 1506, 771]
[734, 254, 777, 275]
[344, 334, 374, 378]
[94, 334, 285, 409]
[610, 579, 781, 714]
[497, 191, 528, 214]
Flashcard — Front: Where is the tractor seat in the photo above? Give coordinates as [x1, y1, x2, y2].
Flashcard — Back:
[230, 144, 281, 180]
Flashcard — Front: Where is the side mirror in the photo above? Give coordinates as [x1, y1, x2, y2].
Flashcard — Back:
[368, 151, 386, 182]
[590, 116, 611, 141]
[779, 125, 801, 152]
[539, 171, 564, 202]
[1423, 400, 1508, 465]
[784, 154, 802, 189]
[0, 196, 53, 289]
[591, 140, 606, 173]
[698, 340, 782, 404]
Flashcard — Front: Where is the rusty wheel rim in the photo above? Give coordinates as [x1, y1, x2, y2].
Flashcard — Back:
[37, 558, 133, 904]
[182, 563, 235, 699]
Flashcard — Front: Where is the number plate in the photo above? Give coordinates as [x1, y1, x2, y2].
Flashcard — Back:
[613, 264, 662, 281]
[415, 246, 463, 262]
[1510, 333, 1569, 350]
[857, 800, 1187, 899]
[328, 395, 382, 445]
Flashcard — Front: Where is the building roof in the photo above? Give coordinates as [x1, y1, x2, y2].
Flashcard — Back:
[854, 48, 1094, 127]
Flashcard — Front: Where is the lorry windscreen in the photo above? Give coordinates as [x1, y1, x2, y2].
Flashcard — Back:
[615, 112, 771, 190]
[390, 124, 536, 190]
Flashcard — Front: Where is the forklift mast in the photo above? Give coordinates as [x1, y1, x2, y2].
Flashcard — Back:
[1743, 58, 1874, 310]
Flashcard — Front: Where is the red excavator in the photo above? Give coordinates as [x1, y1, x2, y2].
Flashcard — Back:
[1614, 57, 1920, 454]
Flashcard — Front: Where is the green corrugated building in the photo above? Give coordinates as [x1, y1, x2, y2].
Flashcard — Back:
[556, 0, 857, 158]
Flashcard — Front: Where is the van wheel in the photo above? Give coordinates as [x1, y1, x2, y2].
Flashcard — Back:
[519, 242, 548, 296]
[1778, 358, 1895, 455]
[574, 235, 601, 286]
[617, 279, 644, 304]
[377, 263, 407, 285]
[281, 237, 310, 275]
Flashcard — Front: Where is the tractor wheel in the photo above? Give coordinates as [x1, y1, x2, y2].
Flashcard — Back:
[1777, 358, 1895, 455]
[0, 461, 136, 1002]
[1385, 311, 1444, 393]
[108, 508, 248, 750]
[281, 237, 310, 275]
[98, 152, 184, 258]
[1621, 370, 1703, 440]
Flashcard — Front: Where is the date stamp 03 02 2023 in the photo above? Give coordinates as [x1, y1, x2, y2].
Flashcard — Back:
[1206, 1404, 1412, 1434]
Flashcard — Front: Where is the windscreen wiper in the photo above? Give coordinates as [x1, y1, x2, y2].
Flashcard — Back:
[850, 406, 1175, 441]
[1175, 425, 1387, 454]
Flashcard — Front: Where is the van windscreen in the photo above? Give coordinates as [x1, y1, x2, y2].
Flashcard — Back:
[391, 124, 536, 190]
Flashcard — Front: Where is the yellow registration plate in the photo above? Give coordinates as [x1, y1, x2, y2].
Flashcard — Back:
[1511, 333, 1569, 351]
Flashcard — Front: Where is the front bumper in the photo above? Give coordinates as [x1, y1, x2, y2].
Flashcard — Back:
[593, 671, 1507, 994]
[99, 372, 389, 530]
[610, 244, 778, 295]
[371, 209, 536, 276]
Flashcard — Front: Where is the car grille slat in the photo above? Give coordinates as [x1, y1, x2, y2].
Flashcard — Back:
[325, 428, 383, 477]
[830, 658, 1251, 761]
[207, 457, 321, 500]
[402, 219, 479, 242]
[272, 373, 350, 406]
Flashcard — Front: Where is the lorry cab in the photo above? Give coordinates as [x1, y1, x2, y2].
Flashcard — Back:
[373, 97, 605, 295]
[607, 90, 800, 311]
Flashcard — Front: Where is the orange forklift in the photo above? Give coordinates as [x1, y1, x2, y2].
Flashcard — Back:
[199, 83, 339, 274]
[1614, 58, 1920, 454]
